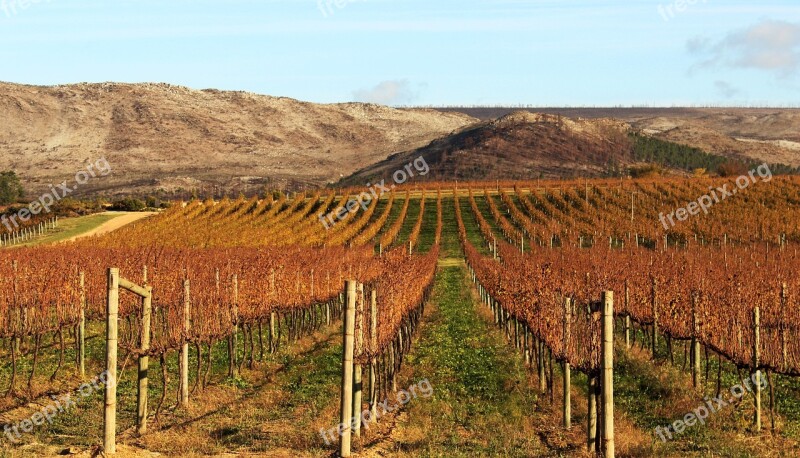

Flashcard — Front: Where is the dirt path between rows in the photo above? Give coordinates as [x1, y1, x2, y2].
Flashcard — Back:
[65, 211, 157, 242]
[118, 323, 345, 457]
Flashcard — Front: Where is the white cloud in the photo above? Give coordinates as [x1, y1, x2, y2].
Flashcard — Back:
[352, 79, 420, 105]
[689, 19, 800, 78]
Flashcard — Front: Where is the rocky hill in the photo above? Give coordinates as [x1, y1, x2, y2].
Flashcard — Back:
[0, 82, 476, 196]
[436, 107, 800, 168]
[339, 111, 636, 186]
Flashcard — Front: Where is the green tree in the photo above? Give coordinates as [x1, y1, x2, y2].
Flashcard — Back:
[0, 171, 24, 205]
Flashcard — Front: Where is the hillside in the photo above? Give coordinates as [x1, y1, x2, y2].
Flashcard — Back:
[4, 82, 798, 199]
[0, 82, 476, 196]
[436, 107, 800, 167]
[339, 111, 638, 185]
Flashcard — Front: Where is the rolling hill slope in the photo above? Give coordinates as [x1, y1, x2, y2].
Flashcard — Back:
[0, 82, 476, 196]
[339, 111, 636, 185]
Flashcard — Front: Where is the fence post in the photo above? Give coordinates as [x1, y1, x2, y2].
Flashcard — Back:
[624, 282, 631, 350]
[137, 287, 152, 435]
[340, 280, 357, 457]
[563, 297, 572, 429]
[326, 299, 332, 326]
[369, 288, 378, 420]
[104, 268, 119, 455]
[651, 278, 659, 359]
[269, 311, 276, 353]
[538, 339, 546, 392]
[753, 306, 761, 432]
[781, 283, 788, 372]
[692, 292, 701, 388]
[524, 327, 531, 366]
[353, 283, 365, 439]
[230, 275, 239, 377]
[390, 338, 398, 392]
[587, 376, 597, 452]
[79, 271, 86, 378]
[602, 291, 615, 458]
[180, 279, 190, 407]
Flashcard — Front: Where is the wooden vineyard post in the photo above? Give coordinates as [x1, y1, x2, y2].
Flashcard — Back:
[11, 261, 18, 363]
[326, 299, 332, 326]
[602, 291, 615, 458]
[137, 286, 152, 435]
[587, 375, 597, 452]
[230, 275, 239, 377]
[104, 268, 119, 455]
[538, 339, 546, 392]
[79, 271, 86, 378]
[651, 278, 659, 359]
[353, 283, 365, 439]
[369, 288, 378, 420]
[102, 273, 151, 448]
[269, 312, 276, 353]
[524, 327, 531, 366]
[233, 274, 239, 372]
[624, 282, 631, 350]
[753, 306, 762, 432]
[340, 280, 357, 458]
[180, 279, 191, 408]
[389, 338, 397, 392]
[563, 297, 572, 430]
[692, 292, 701, 388]
[781, 283, 788, 372]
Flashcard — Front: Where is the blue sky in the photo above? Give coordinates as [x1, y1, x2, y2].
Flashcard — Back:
[0, 0, 798, 106]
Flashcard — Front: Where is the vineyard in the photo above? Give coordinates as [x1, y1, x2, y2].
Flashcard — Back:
[2, 176, 800, 456]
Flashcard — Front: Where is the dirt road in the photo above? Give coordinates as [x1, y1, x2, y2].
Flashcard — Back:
[65, 211, 157, 242]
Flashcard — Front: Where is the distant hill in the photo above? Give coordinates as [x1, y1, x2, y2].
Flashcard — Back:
[338, 112, 637, 186]
[339, 109, 800, 187]
[0, 82, 475, 197]
[3, 81, 797, 199]
[434, 107, 800, 168]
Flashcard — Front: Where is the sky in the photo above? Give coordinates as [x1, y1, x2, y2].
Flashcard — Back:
[0, 0, 798, 106]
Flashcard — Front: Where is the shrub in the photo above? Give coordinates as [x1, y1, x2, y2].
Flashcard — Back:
[111, 198, 147, 212]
